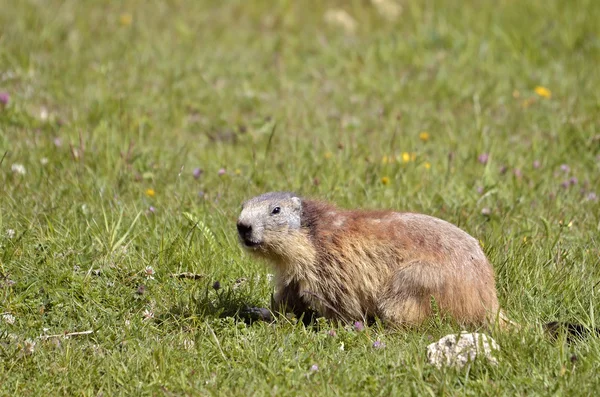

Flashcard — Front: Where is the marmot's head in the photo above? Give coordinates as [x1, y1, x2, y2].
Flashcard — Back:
[237, 192, 302, 251]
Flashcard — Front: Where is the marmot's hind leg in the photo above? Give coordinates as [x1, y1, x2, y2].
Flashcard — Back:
[376, 261, 441, 327]
[376, 260, 497, 328]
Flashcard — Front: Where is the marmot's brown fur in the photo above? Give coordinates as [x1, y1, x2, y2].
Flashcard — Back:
[237, 192, 509, 328]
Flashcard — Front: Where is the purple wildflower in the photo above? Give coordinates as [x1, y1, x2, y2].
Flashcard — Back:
[53, 137, 63, 147]
[476, 186, 484, 195]
[569, 177, 578, 186]
[372, 340, 386, 349]
[586, 192, 598, 202]
[148, 206, 156, 213]
[310, 364, 319, 372]
[193, 168, 203, 179]
[513, 168, 522, 178]
[354, 321, 364, 332]
[0, 92, 9, 106]
[560, 164, 570, 173]
[218, 168, 226, 176]
[561, 180, 570, 189]
[533, 160, 541, 169]
[477, 153, 489, 165]
[327, 329, 337, 337]
[499, 165, 508, 175]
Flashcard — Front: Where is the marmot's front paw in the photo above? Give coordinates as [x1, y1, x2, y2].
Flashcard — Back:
[239, 307, 274, 323]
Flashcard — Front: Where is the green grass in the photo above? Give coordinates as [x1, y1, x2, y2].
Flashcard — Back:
[1, 0, 600, 395]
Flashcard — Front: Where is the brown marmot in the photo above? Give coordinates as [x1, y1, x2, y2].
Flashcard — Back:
[236, 191, 512, 329]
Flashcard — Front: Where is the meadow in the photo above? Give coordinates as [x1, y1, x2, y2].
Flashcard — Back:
[1, 0, 600, 395]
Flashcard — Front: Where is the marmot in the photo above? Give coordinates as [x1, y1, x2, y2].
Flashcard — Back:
[236, 191, 509, 328]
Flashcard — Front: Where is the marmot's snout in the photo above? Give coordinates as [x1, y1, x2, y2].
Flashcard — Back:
[237, 221, 260, 247]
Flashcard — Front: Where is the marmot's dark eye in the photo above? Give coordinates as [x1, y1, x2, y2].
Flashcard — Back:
[271, 206, 281, 215]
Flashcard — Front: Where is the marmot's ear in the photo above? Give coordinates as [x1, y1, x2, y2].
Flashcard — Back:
[290, 196, 302, 211]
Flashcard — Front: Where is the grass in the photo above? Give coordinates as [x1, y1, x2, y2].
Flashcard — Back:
[1, 0, 600, 395]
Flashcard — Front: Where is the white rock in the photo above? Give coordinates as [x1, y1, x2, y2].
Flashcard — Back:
[2, 313, 15, 324]
[427, 332, 499, 369]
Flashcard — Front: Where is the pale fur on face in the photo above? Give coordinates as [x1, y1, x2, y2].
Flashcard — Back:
[237, 192, 302, 250]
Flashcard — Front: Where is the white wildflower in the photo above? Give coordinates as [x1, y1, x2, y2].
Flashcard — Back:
[6, 229, 15, 239]
[11, 163, 26, 175]
[371, 0, 402, 21]
[22, 339, 36, 355]
[144, 266, 155, 279]
[324, 9, 357, 33]
[183, 339, 195, 350]
[142, 309, 154, 321]
[39, 107, 49, 121]
[40, 157, 49, 165]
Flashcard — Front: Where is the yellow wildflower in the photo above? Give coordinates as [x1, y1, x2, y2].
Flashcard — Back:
[119, 13, 133, 26]
[235, 169, 242, 175]
[381, 155, 389, 164]
[401, 152, 410, 163]
[381, 176, 390, 185]
[534, 86, 551, 99]
[419, 131, 430, 142]
[324, 152, 333, 160]
[145, 188, 155, 197]
[423, 162, 431, 170]
[512, 90, 520, 98]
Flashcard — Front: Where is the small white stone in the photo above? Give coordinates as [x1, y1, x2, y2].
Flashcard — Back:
[427, 332, 499, 369]
[2, 313, 15, 324]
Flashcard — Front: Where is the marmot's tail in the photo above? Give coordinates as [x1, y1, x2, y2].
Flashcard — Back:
[544, 321, 600, 342]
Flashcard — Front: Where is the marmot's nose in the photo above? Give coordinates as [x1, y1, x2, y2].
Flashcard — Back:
[237, 222, 252, 236]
